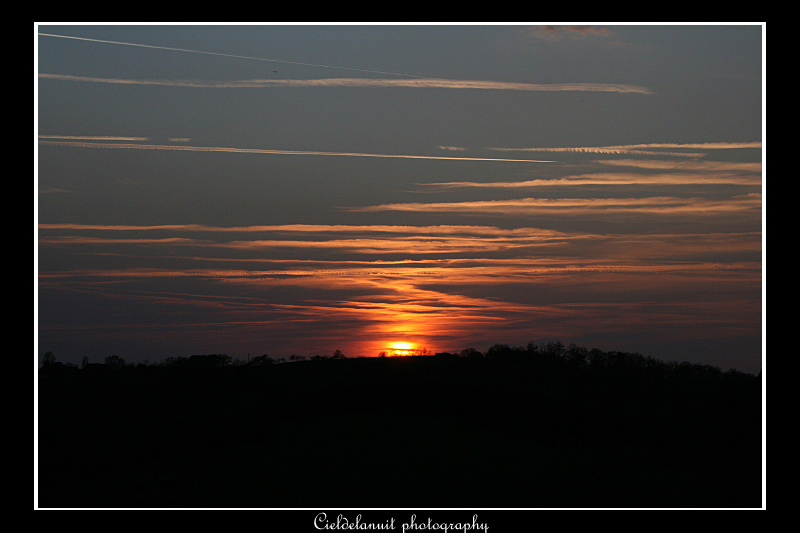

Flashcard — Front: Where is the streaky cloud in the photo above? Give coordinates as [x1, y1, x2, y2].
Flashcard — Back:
[525, 25, 614, 41]
[596, 159, 762, 173]
[38, 187, 73, 194]
[38, 73, 652, 94]
[484, 142, 762, 158]
[618, 142, 762, 150]
[38, 236, 201, 246]
[38, 134, 151, 142]
[350, 194, 763, 216]
[37, 222, 566, 238]
[424, 171, 762, 189]
[37, 223, 575, 256]
[38, 223, 760, 256]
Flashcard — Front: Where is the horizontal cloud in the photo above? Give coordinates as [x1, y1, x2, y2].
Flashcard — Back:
[482, 142, 762, 158]
[37, 223, 575, 257]
[38, 73, 653, 94]
[522, 25, 615, 41]
[38, 223, 761, 268]
[37, 222, 566, 237]
[38, 236, 200, 246]
[615, 142, 762, 150]
[596, 159, 762, 173]
[424, 171, 762, 189]
[349, 194, 763, 217]
[38, 134, 151, 141]
[38, 221, 762, 358]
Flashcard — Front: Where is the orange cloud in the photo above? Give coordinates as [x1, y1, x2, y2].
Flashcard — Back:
[37, 223, 761, 266]
[424, 171, 761, 188]
[350, 194, 763, 217]
[38, 222, 762, 353]
[483, 142, 762, 158]
[595, 159, 762, 173]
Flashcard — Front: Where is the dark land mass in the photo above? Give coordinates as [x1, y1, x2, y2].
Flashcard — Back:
[37, 343, 762, 508]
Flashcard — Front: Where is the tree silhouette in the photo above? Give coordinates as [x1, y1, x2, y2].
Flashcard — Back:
[460, 347, 483, 359]
[42, 351, 56, 367]
[188, 354, 232, 368]
[565, 343, 588, 367]
[248, 354, 274, 366]
[104, 355, 126, 370]
[36, 339, 761, 508]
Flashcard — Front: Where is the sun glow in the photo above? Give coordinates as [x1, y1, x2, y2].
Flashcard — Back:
[383, 341, 430, 357]
[389, 342, 414, 356]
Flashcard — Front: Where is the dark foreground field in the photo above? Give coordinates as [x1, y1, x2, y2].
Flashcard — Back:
[37, 349, 762, 508]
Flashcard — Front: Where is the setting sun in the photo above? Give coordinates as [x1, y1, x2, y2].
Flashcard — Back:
[384, 341, 430, 357]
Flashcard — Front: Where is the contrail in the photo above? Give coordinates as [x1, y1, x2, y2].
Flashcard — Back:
[37, 139, 556, 163]
[37, 33, 653, 94]
[37, 32, 433, 79]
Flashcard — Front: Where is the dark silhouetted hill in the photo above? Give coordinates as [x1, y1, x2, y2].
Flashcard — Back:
[37, 343, 762, 508]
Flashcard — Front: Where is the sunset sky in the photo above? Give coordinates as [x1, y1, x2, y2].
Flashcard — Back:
[35, 24, 764, 373]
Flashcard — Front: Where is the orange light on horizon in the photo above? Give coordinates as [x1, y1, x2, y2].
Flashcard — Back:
[388, 341, 413, 356]
[382, 341, 432, 357]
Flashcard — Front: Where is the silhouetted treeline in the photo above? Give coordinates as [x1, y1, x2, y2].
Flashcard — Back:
[37, 342, 762, 508]
[38, 342, 760, 378]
